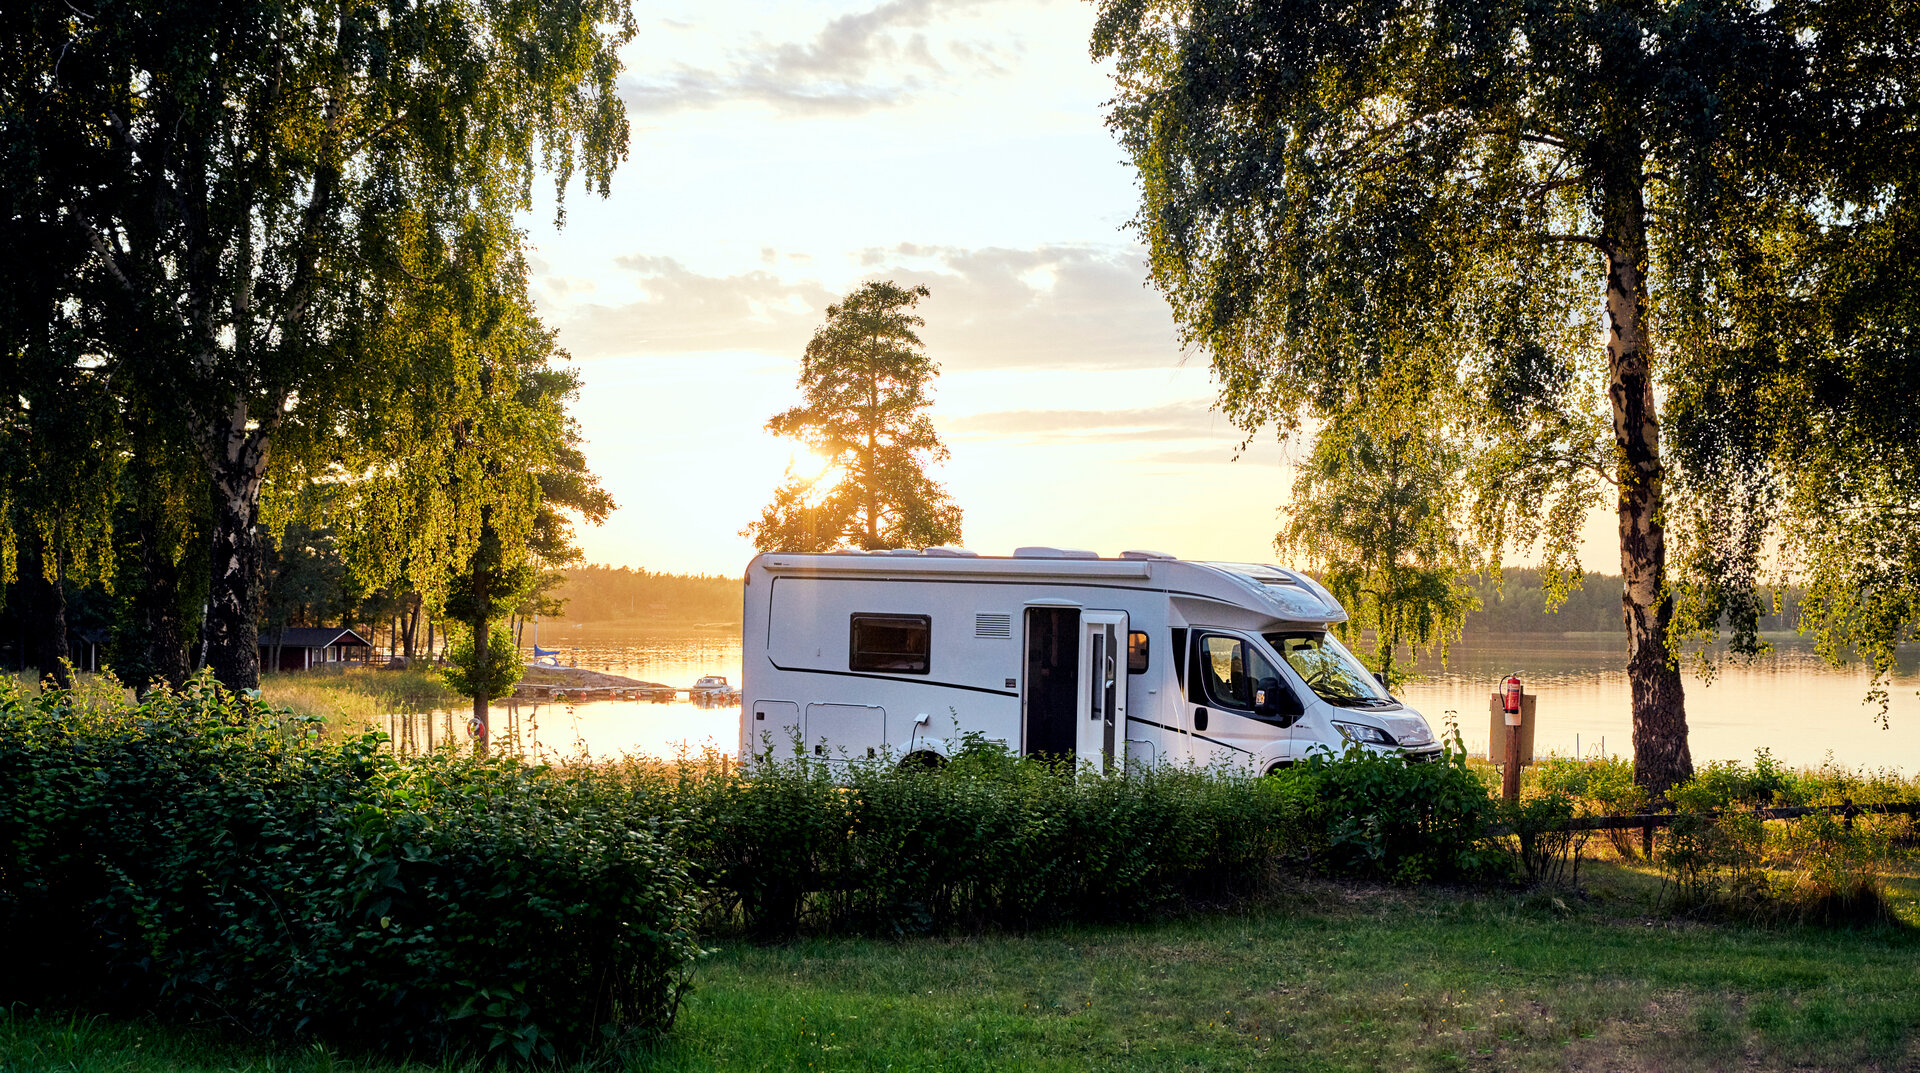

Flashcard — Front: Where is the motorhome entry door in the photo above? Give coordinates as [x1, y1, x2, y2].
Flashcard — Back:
[1022, 606, 1080, 759]
[1077, 611, 1128, 772]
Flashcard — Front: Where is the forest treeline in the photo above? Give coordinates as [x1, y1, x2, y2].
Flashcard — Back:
[545, 566, 743, 626]
[535, 565, 1807, 637]
[1460, 570, 1800, 637]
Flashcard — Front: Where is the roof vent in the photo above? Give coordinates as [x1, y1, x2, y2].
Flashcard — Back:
[1119, 549, 1176, 560]
[923, 546, 980, 558]
[974, 613, 1012, 639]
[1013, 546, 1099, 559]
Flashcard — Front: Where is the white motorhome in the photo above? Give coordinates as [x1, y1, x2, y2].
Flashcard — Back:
[740, 548, 1441, 772]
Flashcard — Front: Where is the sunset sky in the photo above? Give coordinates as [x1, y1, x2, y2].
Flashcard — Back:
[524, 0, 1611, 576]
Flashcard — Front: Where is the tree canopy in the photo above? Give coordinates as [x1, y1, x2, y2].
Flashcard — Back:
[1094, 0, 1920, 794]
[1280, 407, 1478, 687]
[746, 281, 964, 553]
[1, 0, 635, 689]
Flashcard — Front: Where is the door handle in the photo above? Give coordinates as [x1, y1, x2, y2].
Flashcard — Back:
[1193, 706, 1209, 732]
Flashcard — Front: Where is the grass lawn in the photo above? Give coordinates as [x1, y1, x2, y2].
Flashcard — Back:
[5, 861, 1916, 1073]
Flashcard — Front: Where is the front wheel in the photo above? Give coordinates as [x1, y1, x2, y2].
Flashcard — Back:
[1264, 761, 1294, 777]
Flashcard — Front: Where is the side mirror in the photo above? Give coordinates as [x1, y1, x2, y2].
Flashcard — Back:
[1254, 677, 1303, 719]
[1373, 671, 1389, 690]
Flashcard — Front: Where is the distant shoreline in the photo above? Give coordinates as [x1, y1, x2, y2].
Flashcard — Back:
[531, 617, 741, 635]
[525, 623, 1816, 643]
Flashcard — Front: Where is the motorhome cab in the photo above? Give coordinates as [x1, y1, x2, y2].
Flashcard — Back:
[740, 547, 1440, 772]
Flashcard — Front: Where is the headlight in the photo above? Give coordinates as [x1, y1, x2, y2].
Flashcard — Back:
[1333, 721, 1397, 746]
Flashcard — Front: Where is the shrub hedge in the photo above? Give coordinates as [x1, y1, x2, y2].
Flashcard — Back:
[1276, 742, 1506, 884]
[0, 677, 701, 1063]
[4, 676, 1665, 1062]
[615, 736, 1307, 937]
[608, 734, 1503, 939]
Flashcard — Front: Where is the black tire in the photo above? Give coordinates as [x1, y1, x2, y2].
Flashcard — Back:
[1265, 762, 1293, 777]
[899, 751, 947, 772]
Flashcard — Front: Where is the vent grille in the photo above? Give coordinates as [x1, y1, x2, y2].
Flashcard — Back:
[974, 613, 1012, 639]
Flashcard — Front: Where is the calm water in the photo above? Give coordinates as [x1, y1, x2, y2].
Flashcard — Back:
[388, 630, 1920, 775]
[383, 630, 745, 763]
[1396, 635, 1920, 772]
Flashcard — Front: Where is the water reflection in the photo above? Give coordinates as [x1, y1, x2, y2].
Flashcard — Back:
[381, 632, 743, 761]
[1397, 636, 1920, 772]
[377, 630, 1920, 774]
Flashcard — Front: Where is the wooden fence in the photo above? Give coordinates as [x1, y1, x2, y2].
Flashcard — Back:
[1507, 800, 1920, 855]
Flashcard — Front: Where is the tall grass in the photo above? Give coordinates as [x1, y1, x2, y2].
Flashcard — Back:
[261, 665, 459, 736]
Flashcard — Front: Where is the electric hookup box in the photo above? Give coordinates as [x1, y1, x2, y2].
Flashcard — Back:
[1488, 692, 1538, 767]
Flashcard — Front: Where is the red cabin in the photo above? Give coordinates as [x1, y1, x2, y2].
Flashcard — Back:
[258, 627, 373, 671]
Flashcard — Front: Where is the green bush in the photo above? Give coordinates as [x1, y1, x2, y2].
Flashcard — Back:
[1531, 754, 1645, 856]
[618, 736, 1313, 939]
[1274, 742, 1505, 884]
[1653, 753, 1909, 926]
[1497, 789, 1588, 888]
[0, 676, 700, 1063]
[443, 622, 525, 702]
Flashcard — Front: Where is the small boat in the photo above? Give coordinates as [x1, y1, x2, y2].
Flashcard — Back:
[690, 674, 742, 706]
[533, 645, 563, 657]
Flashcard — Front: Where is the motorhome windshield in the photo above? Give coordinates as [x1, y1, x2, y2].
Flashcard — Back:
[1263, 632, 1395, 707]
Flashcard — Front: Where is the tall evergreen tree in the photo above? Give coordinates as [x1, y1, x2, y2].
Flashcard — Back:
[747, 281, 963, 553]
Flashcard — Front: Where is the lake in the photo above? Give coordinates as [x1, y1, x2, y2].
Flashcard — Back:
[392, 628, 1920, 775]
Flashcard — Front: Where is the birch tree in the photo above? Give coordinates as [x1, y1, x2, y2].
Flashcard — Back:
[3, 0, 634, 690]
[1280, 408, 1478, 688]
[1093, 0, 1919, 795]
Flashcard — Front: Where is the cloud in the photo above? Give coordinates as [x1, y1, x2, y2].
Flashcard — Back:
[553, 241, 1188, 372]
[1131, 446, 1264, 467]
[555, 256, 837, 358]
[624, 0, 1011, 115]
[874, 243, 1188, 371]
[945, 401, 1216, 443]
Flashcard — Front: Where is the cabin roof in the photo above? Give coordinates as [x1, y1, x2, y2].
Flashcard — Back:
[259, 627, 372, 649]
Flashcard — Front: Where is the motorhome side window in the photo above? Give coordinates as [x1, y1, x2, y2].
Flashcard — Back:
[1127, 631, 1149, 674]
[848, 614, 931, 674]
[1195, 634, 1280, 712]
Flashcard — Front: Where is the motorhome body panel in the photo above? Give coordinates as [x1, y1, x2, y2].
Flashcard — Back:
[738, 551, 1428, 771]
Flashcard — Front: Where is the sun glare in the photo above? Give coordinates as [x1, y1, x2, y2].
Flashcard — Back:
[790, 448, 835, 482]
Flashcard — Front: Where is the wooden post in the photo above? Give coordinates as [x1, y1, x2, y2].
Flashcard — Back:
[1502, 710, 1524, 802]
[1488, 692, 1536, 802]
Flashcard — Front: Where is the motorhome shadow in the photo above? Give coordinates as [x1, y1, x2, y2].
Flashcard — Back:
[741, 548, 1440, 774]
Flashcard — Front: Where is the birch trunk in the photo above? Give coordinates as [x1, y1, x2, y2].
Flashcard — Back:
[471, 607, 491, 755]
[403, 594, 421, 661]
[131, 521, 190, 691]
[28, 546, 73, 690]
[201, 404, 273, 691]
[1601, 150, 1692, 797]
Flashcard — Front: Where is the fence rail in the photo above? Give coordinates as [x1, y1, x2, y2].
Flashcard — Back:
[1494, 800, 1920, 849]
[1558, 800, 1920, 833]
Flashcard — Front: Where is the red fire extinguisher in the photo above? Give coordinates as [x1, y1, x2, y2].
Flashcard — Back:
[1502, 674, 1524, 726]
